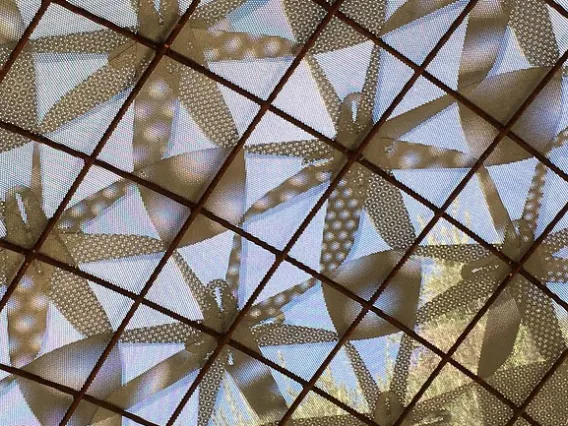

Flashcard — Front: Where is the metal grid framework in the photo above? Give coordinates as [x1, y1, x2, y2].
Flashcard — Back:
[2, 0, 568, 424]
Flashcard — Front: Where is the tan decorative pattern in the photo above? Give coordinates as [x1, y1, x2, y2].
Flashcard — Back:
[2, 0, 568, 425]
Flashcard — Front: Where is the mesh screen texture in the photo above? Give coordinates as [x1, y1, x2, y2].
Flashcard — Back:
[2, 0, 568, 425]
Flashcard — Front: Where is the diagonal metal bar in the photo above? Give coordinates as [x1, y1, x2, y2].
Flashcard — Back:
[54, 1, 353, 424]
[0, 0, 200, 349]
[280, 18, 568, 426]
[504, 349, 568, 425]
[0, 229, 540, 426]
[0, 239, 378, 425]
[395, 197, 568, 426]
[51, 0, 159, 49]
[0, 0, 560, 426]
[0, 93, 561, 333]
[53, 0, 568, 198]
[0, 1, 564, 424]
[168, 0, 483, 422]
[389, 70, 568, 426]
[0, 9, 560, 426]
[0, 362, 160, 426]
[50, 2, 209, 423]
[47, 0, 568, 251]
[0, 0, 50, 82]
[0, 46, 565, 424]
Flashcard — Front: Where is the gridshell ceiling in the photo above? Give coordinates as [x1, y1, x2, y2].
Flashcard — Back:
[2, 0, 568, 425]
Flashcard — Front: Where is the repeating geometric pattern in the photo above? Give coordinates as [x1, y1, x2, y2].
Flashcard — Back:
[2, 0, 568, 425]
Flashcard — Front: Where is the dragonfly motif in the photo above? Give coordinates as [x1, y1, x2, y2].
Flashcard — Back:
[239, 0, 566, 330]
[0, 142, 186, 424]
[383, 162, 568, 425]
[238, 1, 568, 422]
[0, 4, 382, 424]
[0, 144, 335, 426]
[0, 0, 302, 244]
[377, 1, 568, 421]
[80, 238, 389, 425]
